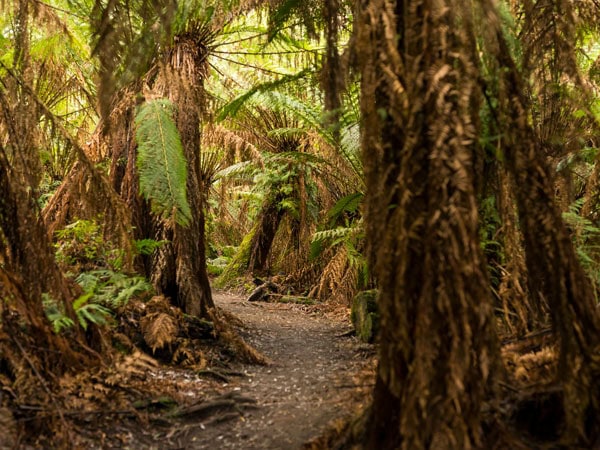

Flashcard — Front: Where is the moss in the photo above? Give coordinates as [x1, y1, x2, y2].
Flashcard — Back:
[351, 290, 379, 343]
[278, 295, 316, 305]
[207, 264, 224, 276]
[221, 245, 238, 258]
[214, 229, 255, 288]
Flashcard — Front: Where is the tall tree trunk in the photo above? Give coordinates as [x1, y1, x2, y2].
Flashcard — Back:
[488, 20, 600, 439]
[0, 0, 89, 366]
[110, 36, 215, 317]
[496, 164, 543, 335]
[150, 37, 214, 317]
[355, 1, 501, 448]
[248, 197, 285, 274]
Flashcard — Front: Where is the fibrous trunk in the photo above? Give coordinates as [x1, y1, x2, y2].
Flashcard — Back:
[355, 1, 501, 448]
[248, 197, 285, 274]
[110, 35, 215, 318]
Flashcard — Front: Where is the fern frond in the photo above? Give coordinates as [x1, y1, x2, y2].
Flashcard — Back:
[135, 99, 191, 226]
[141, 312, 178, 353]
[327, 192, 363, 224]
[215, 160, 255, 180]
[312, 227, 354, 243]
[216, 69, 312, 121]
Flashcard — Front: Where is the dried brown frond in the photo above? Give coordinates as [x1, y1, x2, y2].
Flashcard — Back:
[202, 123, 262, 166]
[212, 316, 269, 365]
[141, 312, 179, 353]
[42, 160, 136, 270]
[0, 405, 17, 449]
[496, 166, 546, 336]
[29, 0, 72, 36]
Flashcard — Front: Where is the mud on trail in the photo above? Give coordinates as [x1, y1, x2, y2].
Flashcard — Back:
[140, 291, 375, 449]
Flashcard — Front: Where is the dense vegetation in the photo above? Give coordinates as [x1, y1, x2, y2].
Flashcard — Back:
[1, 0, 600, 448]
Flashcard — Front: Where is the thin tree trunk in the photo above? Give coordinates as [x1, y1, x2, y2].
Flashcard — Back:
[497, 165, 543, 335]
[248, 198, 285, 274]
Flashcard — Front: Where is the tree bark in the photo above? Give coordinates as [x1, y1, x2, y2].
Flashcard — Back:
[110, 37, 215, 318]
[247, 197, 285, 274]
[490, 21, 600, 439]
[355, 1, 501, 448]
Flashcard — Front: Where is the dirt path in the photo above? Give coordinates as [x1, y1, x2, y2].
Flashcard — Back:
[179, 291, 373, 449]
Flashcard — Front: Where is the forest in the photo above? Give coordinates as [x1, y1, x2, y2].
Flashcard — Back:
[1, 0, 600, 448]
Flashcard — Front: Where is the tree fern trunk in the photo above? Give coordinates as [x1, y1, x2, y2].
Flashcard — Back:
[355, 1, 501, 448]
[248, 197, 285, 274]
[491, 20, 600, 440]
[108, 36, 215, 318]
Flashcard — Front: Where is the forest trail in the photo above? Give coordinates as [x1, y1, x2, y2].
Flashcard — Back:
[174, 291, 373, 449]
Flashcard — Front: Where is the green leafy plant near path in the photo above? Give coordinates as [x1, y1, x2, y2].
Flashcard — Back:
[49, 220, 155, 332]
[55, 219, 125, 271]
[44, 271, 152, 333]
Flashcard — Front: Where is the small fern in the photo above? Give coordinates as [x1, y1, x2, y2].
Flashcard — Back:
[75, 270, 152, 308]
[135, 99, 192, 226]
[73, 293, 112, 330]
[43, 294, 75, 333]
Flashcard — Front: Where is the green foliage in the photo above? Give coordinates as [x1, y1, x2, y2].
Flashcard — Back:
[217, 70, 312, 121]
[563, 199, 600, 294]
[75, 270, 152, 309]
[43, 294, 75, 333]
[43, 292, 112, 333]
[135, 99, 192, 226]
[257, 151, 321, 219]
[478, 195, 503, 287]
[73, 293, 112, 330]
[215, 230, 254, 286]
[207, 256, 230, 276]
[351, 290, 379, 343]
[326, 192, 363, 228]
[44, 268, 152, 333]
[311, 192, 365, 260]
[55, 219, 124, 270]
[134, 239, 168, 256]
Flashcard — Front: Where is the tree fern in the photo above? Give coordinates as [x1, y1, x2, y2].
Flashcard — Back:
[135, 99, 192, 226]
[216, 69, 311, 121]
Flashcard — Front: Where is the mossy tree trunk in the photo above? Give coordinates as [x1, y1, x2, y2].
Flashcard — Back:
[355, 1, 501, 448]
[247, 195, 285, 274]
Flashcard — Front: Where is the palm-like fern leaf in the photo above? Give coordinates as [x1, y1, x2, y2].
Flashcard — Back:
[135, 99, 192, 226]
[217, 69, 312, 121]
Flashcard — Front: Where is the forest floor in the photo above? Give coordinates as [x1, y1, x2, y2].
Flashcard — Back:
[98, 291, 376, 450]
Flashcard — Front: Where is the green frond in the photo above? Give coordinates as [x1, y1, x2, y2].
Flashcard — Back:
[266, 151, 326, 167]
[260, 91, 323, 129]
[310, 226, 355, 260]
[267, 0, 318, 41]
[135, 99, 192, 226]
[267, 127, 307, 139]
[327, 192, 363, 226]
[216, 69, 312, 121]
[312, 226, 354, 244]
[215, 160, 255, 180]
